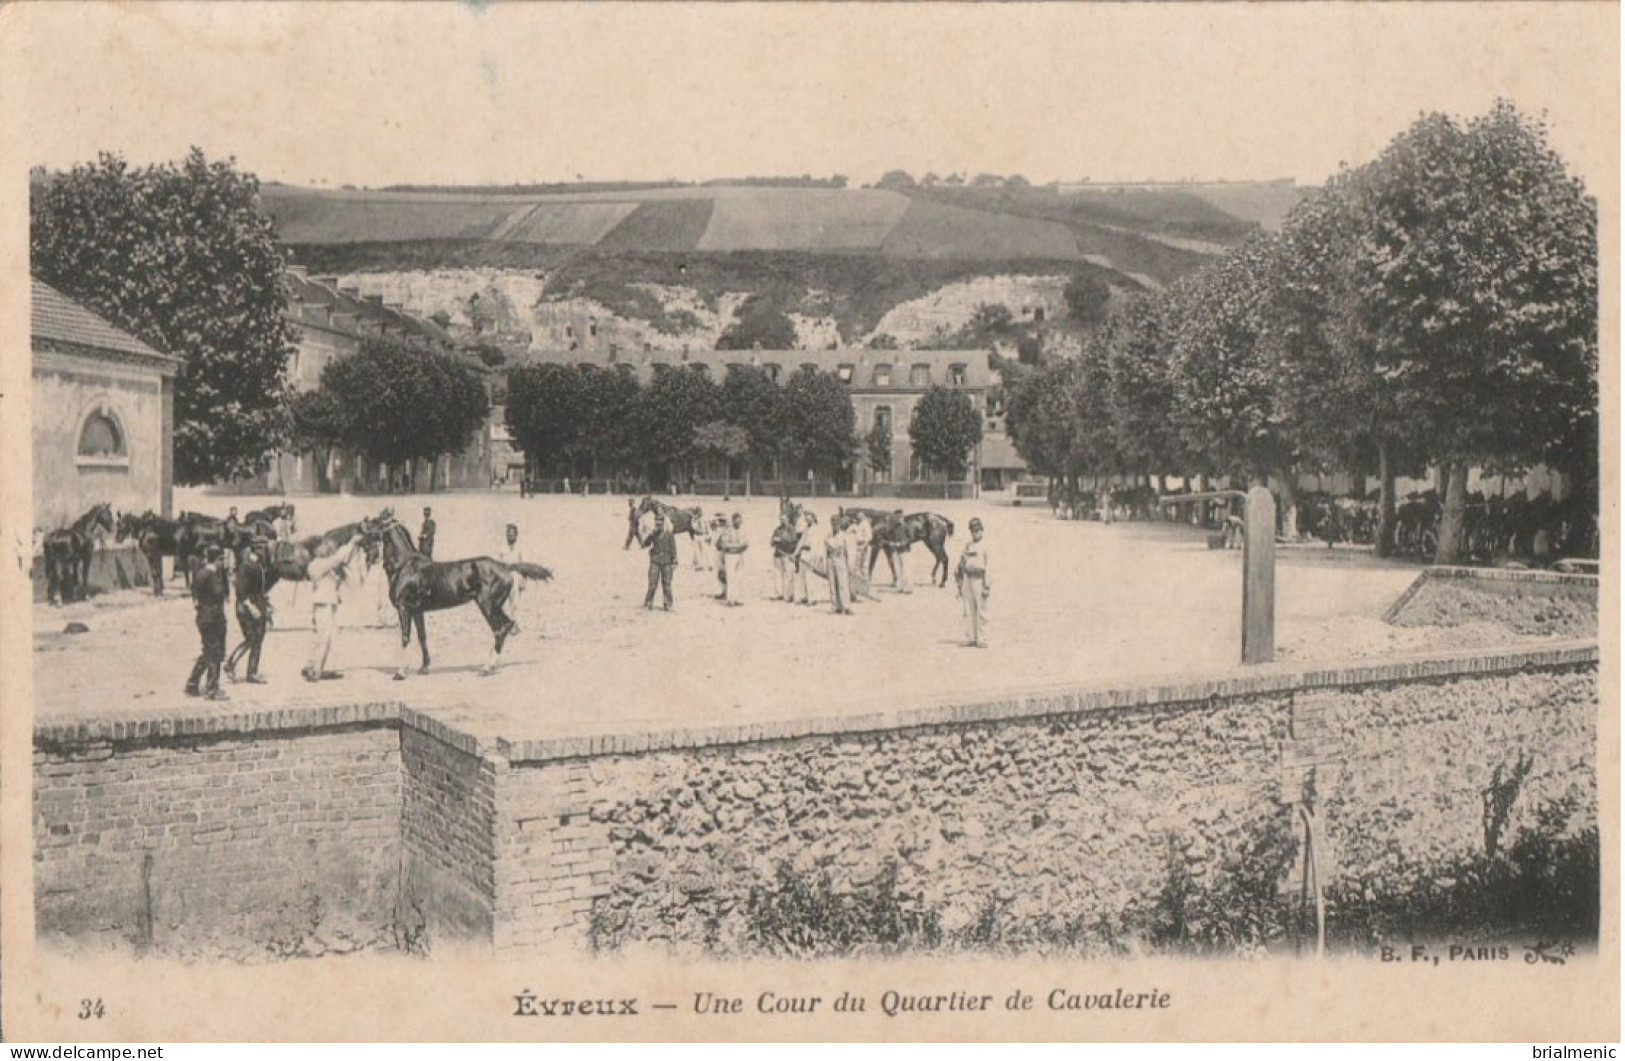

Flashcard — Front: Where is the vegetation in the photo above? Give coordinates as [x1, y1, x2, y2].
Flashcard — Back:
[908, 386, 984, 483]
[32, 149, 297, 484]
[1003, 102, 1598, 562]
[315, 337, 490, 490]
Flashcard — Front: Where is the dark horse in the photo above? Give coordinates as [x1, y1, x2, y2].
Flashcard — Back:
[842, 506, 956, 587]
[267, 510, 394, 586]
[43, 503, 114, 605]
[633, 496, 705, 540]
[365, 519, 554, 679]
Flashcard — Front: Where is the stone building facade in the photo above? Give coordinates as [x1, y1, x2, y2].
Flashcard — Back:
[31, 279, 182, 531]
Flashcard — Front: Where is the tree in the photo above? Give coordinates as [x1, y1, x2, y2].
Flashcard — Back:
[1332, 102, 1598, 562]
[716, 295, 797, 350]
[632, 367, 723, 473]
[692, 421, 751, 486]
[287, 389, 347, 493]
[722, 364, 786, 493]
[322, 338, 488, 490]
[909, 385, 983, 485]
[1103, 292, 1184, 483]
[31, 149, 296, 484]
[866, 418, 893, 479]
[780, 368, 857, 485]
[578, 364, 643, 479]
[1064, 271, 1113, 329]
[506, 363, 587, 478]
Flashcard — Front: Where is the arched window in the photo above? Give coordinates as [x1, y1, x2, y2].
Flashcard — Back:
[77, 408, 126, 459]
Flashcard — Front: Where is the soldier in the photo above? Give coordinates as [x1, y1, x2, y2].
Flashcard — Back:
[303, 534, 365, 682]
[715, 513, 749, 607]
[224, 537, 273, 684]
[849, 513, 880, 603]
[771, 514, 800, 602]
[184, 543, 231, 700]
[417, 506, 436, 558]
[641, 511, 678, 611]
[497, 522, 530, 631]
[825, 514, 853, 615]
[954, 517, 991, 648]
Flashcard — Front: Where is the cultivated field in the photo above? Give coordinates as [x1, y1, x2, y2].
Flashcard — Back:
[34, 488, 1544, 744]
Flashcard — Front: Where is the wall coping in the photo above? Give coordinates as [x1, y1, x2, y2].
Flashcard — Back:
[34, 640, 1599, 760]
[1383, 565, 1601, 622]
[497, 640, 1600, 764]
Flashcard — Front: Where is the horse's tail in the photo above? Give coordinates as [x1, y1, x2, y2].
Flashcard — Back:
[509, 561, 555, 582]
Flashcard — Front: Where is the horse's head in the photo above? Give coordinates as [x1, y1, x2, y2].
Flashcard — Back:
[89, 503, 115, 535]
[115, 511, 143, 543]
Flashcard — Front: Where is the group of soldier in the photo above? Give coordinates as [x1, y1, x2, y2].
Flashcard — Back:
[634, 503, 993, 647]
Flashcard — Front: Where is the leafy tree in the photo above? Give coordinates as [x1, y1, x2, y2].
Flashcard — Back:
[506, 363, 586, 477]
[323, 338, 489, 490]
[692, 421, 751, 479]
[31, 149, 296, 484]
[722, 364, 786, 492]
[866, 418, 894, 478]
[1064, 271, 1113, 329]
[875, 170, 917, 192]
[1103, 292, 1184, 481]
[1331, 102, 1598, 562]
[578, 364, 643, 478]
[781, 368, 857, 485]
[867, 333, 900, 350]
[908, 385, 983, 482]
[1006, 357, 1085, 486]
[288, 389, 347, 493]
[717, 295, 797, 350]
[632, 367, 723, 471]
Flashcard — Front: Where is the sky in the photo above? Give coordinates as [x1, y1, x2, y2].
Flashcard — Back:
[3, 2, 1617, 193]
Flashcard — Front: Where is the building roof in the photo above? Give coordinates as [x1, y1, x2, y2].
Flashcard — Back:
[31, 279, 183, 365]
[286, 268, 452, 347]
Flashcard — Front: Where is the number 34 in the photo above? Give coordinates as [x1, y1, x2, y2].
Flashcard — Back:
[78, 998, 105, 1020]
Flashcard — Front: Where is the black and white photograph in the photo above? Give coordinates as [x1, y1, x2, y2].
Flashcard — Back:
[0, 1, 1616, 1044]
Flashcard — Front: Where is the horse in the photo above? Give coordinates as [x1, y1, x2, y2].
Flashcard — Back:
[364, 519, 554, 679]
[633, 496, 705, 540]
[842, 507, 955, 587]
[115, 510, 189, 595]
[42, 502, 114, 605]
[267, 510, 394, 586]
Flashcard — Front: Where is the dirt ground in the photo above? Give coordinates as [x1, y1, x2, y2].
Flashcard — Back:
[32, 488, 1549, 743]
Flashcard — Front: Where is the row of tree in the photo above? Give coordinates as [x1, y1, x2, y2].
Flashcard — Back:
[503, 361, 984, 491]
[1003, 102, 1597, 562]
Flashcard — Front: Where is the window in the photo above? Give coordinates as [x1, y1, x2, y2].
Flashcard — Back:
[589, 322, 599, 338]
[800, 362, 818, 376]
[950, 363, 967, 386]
[764, 363, 781, 383]
[874, 363, 892, 387]
[565, 324, 574, 339]
[837, 363, 854, 384]
[874, 406, 892, 434]
[690, 362, 711, 375]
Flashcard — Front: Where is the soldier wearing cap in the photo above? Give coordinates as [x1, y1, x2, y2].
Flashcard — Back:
[184, 543, 231, 699]
[955, 517, 991, 647]
[225, 537, 273, 684]
[497, 522, 531, 631]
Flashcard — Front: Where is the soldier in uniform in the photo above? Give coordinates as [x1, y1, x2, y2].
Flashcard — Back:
[184, 544, 231, 700]
[825, 514, 853, 615]
[642, 511, 678, 611]
[954, 517, 991, 647]
[224, 537, 273, 684]
[418, 506, 437, 558]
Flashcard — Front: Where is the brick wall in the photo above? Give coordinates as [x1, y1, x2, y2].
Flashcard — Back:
[34, 722, 402, 961]
[34, 643, 1599, 960]
[399, 710, 499, 946]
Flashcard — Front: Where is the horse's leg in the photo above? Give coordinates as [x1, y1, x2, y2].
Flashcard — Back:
[415, 611, 430, 673]
[933, 538, 950, 587]
[393, 608, 414, 680]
